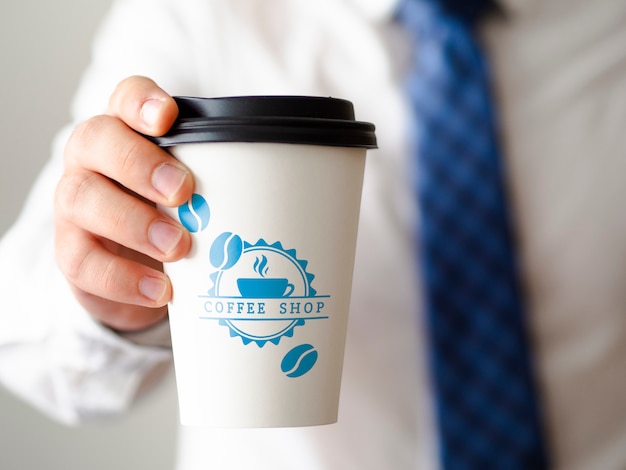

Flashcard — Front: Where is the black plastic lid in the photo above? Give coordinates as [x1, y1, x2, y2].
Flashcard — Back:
[149, 96, 377, 149]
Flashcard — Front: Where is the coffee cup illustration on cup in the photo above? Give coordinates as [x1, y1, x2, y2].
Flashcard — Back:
[236, 255, 295, 298]
[237, 278, 295, 298]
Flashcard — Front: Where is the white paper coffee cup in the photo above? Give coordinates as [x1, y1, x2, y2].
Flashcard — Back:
[153, 96, 377, 427]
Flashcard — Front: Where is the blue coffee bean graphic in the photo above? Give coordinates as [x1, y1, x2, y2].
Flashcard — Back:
[281, 344, 318, 378]
[210, 232, 243, 270]
[178, 194, 210, 233]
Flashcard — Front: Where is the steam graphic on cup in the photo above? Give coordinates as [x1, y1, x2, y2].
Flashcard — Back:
[237, 255, 295, 298]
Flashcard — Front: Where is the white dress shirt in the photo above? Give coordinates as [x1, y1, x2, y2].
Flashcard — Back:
[1, 0, 625, 468]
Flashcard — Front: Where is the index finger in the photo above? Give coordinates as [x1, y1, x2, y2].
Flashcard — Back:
[64, 76, 193, 206]
[64, 114, 193, 207]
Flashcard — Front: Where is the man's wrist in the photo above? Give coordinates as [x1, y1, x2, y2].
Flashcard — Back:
[112, 316, 172, 348]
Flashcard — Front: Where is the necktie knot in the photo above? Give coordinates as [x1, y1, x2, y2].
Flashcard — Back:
[441, 0, 500, 25]
[416, 0, 500, 26]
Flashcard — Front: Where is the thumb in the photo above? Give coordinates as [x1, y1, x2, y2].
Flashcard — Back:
[106, 75, 179, 136]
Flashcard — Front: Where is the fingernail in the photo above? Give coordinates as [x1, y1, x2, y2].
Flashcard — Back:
[152, 163, 188, 202]
[139, 276, 168, 302]
[141, 99, 164, 130]
[149, 220, 183, 256]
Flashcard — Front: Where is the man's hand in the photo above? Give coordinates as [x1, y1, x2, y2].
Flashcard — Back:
[55, 76, 193, 331]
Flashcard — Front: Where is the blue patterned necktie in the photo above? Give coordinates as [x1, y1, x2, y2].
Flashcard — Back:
[397, 1, 550, 468]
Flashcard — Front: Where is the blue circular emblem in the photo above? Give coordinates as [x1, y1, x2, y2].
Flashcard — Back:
[206, 239, 320, 347]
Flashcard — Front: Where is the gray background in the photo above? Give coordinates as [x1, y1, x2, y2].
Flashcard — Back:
[0, 1, 178, 468]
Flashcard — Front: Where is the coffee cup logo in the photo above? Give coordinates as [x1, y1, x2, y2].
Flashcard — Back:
[179, 194, 330, 377]
[204, 239, 327, 350]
